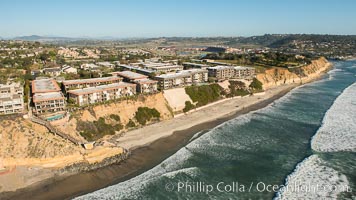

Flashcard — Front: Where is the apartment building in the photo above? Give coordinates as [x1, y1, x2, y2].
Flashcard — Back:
[182, 62, 210, 69]
[112, 71, 158, 93]
[31, 79, 66, 114]
[148, 64, 183, 73]
[234, 66, 256, 79]
[67, 82, 136, 106]
[154, 69, 208, 90]
[131, 62, 184, 73]
[62, 77, 123, 91]
[207, 66, 256, 80]
[0, 82, 24, 115]
[120, 65, 154, 76]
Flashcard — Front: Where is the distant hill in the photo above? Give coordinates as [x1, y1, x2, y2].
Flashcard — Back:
[225, 34, 356, 48]
[13, 35, 83, 41]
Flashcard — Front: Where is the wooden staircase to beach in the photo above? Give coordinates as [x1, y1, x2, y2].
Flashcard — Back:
[30, 116, 86, 146]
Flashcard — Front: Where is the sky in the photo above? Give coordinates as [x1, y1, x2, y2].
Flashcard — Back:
[1, 0, 355, 38]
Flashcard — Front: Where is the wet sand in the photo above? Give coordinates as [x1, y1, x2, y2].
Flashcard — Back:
[0, 85, 295, 200]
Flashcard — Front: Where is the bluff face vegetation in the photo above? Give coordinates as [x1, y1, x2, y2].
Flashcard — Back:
[185, 84, 223, 107]
[134, 107, 161, 125]
[77, 115, 123, 141]
[227, 81, 250, 97]
[183, 101, 195, 112]
[249, 78, 263, 92]
[183, 82, 255, 112]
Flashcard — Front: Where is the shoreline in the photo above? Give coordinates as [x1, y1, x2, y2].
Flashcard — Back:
[0, 63, 332, 199]
[0, 85, 296, 200]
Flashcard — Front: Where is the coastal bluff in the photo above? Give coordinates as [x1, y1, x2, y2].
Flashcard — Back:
[62, 92, 173, 139]
[256, 57, 331, 90]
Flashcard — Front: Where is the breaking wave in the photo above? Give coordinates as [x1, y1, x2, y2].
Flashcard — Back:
[275, 155, 349, 200]
[311, 82, 356, 152]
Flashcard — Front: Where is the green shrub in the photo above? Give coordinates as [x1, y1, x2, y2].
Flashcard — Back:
[109, 114, 121, 121]
[183, 101, 195, 112]
[249, 78, 263, 92]
[126, 119, 136, 128]
[134, 107, 160, 125]
[227, 81, 250, 97]
[77, 117, 123, 141]
[185, 84, 223, 107]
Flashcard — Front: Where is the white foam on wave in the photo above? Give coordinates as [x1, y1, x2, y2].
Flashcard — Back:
[76, 109, 257, 199]
[162, 167, 200, 179]
[275, 155, 350, 200]
[311, 82, 356, 152]
[75, 147, 195, 199]
[188, 130, 204, 142]
[328, 68, 343, 74]
[327, 68, 344, 80]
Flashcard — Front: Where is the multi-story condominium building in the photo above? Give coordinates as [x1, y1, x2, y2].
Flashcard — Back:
[62, 77, 123, 91]
[234, 66, 256, 79]
[112, 70, 148, 82]
[120, 65, 154, 76]
[154, 69, 208, 90]
[33, 92, 66, 114]
[207, 66, 256, 80]
[0, 82, 24, 115]
[112, 71, 158, 94]
[131, 62, 184, 73]
[134, 79, 158, 94]
[182, 62, 210, 69]
[67, 82, 136, 106]
[147, 64, 183, 73]
[31, 79, 66, 114]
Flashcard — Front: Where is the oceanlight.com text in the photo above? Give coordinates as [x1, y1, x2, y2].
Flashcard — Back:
[164, 181, 352, 194]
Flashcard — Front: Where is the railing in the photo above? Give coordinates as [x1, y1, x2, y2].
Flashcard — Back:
[30, 116, 86, 145]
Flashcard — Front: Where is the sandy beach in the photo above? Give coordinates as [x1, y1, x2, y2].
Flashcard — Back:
[111, 84, 296, 150]
[0, 83, 298, 200]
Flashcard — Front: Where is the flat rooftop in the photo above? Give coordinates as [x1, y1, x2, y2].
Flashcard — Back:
[120, 65, 154, 74]
[113, 71, 148, 80]
[155, 69, 208, 79]
[33, 92, 65, 103]
[68, 82, 136, 96]
[149, 65, 183, 70]
[135, 78, 158, 84]
[182, 62, 209, 67]
[0, 82, 22, 89]
[32, 79, 61, 93]
[207, 65, 254, 70]
[62, 77, 122, 86]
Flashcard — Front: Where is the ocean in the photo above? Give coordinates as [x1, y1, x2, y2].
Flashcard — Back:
[76, 60, 356, 200]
